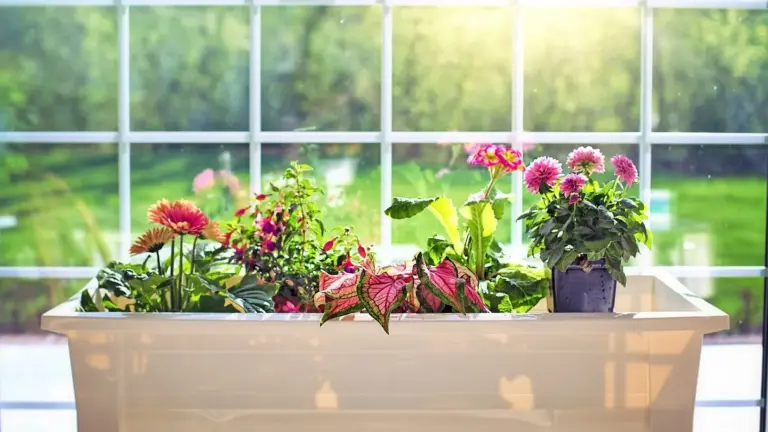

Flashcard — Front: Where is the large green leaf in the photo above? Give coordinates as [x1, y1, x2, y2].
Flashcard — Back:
[425, 197, 461, 252]
[384, 196, 440, 219]
[460, 201, 497, 279]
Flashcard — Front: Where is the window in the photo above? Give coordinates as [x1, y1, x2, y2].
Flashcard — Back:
[1, 1, 767, 431]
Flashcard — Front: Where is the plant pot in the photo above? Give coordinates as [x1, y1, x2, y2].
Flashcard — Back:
[42, 272, 728, 432]
[548, 259, 617, 313]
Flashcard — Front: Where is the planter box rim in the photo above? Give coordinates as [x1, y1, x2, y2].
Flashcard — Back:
[41, 269, 729, 335]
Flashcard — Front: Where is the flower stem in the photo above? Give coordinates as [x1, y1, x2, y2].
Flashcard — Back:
[177, 235, 185, 312]
[156, 251, 162, 276]
[169, 237, 176, 311]
[190, 237, 198, 275]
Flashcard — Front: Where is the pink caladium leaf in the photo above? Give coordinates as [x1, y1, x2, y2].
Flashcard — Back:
[455, 262, 489, 312]
[416, 280, 443, 312]
[315, 271, 363, 325]
[415, 253, 466, 314]
[357, 270, 409, 334]
[380, 261, 413, 276]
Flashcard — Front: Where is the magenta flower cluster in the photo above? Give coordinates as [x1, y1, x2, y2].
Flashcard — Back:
[467, 144, 525, 173]
[522, 146, 639, 203]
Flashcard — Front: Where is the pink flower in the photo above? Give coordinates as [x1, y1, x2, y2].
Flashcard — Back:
[463, 142, 482, 155]
[255, 193, 270, 201]
[323, 237, 336, 252]
[611, 155, 638, 187]
[218, 170, 241, 192]
[435, 168, 450, 179]
[263, 239, 277, 252]
[259, 217, 277, 234]
[567, 146, 605, 175]
[192, 169, 216, 193]
[274, 295, 299, 313]
[524, 157, 562, 194]
[467, 144, 502, 167]
[234, 207, 248, 217]
[357, 244, 367, 258]
[495, 146, 525, 172]
[561, 173, 588, 200]
[342, 258, 356, 273]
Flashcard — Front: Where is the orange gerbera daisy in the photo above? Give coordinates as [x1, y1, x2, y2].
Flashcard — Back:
[201, 221, 225, 242]
[147, 199, 209, 236]
[129, 227, 175, 255]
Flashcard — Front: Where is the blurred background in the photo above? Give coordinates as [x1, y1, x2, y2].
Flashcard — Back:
[0, 4, 766, 430]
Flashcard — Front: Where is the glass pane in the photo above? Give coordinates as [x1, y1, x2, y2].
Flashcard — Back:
[650, 145, 766, 267]
[699, 278, 762, 402]
[391, 143, 515, 251]
[0, 144, 119, 267]
[130, 143, 249, 234]
[525, 8, 640, 132]
[0, 7, 117, 131]
[694, 407, 759, 432]
[130, 7, 249, 131]
[262, 143, 381, 244]
[393, 7, 512, 132]
[0, 278, 88, 335]
[262, 6, 380, 132]
[654, 9, 768, 133]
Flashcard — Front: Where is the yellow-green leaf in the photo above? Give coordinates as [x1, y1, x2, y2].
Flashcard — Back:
[426, 197, 462, 253]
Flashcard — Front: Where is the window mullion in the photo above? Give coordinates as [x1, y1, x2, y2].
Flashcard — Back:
[511, 4, 524, 258]
[380, 3, 393, 257]
[250, 1, 262, 195]
[117, 1, 131, 262]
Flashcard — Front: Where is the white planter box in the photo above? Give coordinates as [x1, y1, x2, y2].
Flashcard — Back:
[42, 270, 728, 432]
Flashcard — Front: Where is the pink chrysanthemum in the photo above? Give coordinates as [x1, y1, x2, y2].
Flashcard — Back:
[467, 144, 502, 167]
[567, 146, 605, 175]
[495, 146, 525, 172]
[560, 173, 588, 200]
[524, 157, 563, 194]
[611, 155, 638, 187]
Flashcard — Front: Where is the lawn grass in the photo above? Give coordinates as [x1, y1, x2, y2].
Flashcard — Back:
[1, 149, 765, 331]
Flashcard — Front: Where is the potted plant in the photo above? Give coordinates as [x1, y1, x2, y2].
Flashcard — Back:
[43, 158, 726, 432]
[313, 143, 551, 333]
[223, 161, 368, 313]
[518, 146, 652, 313]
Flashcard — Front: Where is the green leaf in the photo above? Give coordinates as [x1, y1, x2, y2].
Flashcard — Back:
[555, 250, 580, 272]
[491, 191, 513, 221]
[618, 198, 638, 209]
[78, 290, 100, 312]
[539, 218, 556, 235]
[460, 201, 497, 278]
[425, 197, 462, 252]
[584, 238, 611, 252]
[490, 273, 548, 313]
[198, 294, 244, 313]
[384, 196, 440, 219]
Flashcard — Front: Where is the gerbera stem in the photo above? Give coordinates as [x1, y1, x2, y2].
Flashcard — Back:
[190, 237, 198, 275]
[169, 237, 176, 311]
[155, 251, 162, 276]
[177, 234, 185, 312]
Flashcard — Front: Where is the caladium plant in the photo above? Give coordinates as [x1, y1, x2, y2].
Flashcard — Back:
[314, 253, 488, 333]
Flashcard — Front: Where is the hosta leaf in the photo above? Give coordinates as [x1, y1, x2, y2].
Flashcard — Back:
[415, 254, 466, 314]
[384, 197, 440, 220]
[357, 271, 408, 334]
[316, 272, 363, 325]
[454, 262, 489, 312]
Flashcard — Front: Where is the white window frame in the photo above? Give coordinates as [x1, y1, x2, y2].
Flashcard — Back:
[0, 0, 765, 277]
[0, 0, 767, 416]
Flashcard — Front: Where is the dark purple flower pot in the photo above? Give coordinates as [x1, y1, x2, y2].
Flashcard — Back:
[547, 259, 617, 313]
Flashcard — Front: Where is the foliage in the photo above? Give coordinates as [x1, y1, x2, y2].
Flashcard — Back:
[78, 200, 277, 313]
[314, 253, 488, 334]
[225, 161, 368, 312]
[519, 150, 652, 286]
